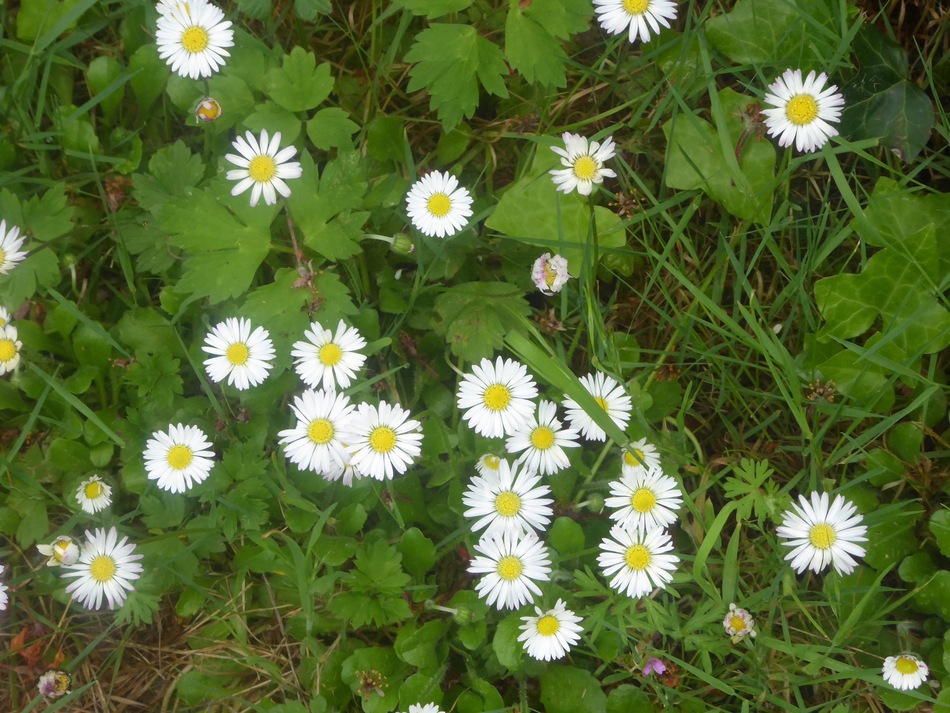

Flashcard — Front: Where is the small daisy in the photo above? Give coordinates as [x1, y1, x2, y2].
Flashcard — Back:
[225, 129, 303, 207]
[550, 132, 616, 196]
[776, 492, 867, 575]
[61, 527, 143, 610]
[723, 603, 757, 642]
[278, 388, 355, 475]
[0, 563, 7, 610]
[468, 531, 552, 610]
[291, 319, 367, 391]
[320, 448, 366, 487]
[462, 459, 553, 538]
[475, 453, 506, 477]
[155, 0, 233, 80]
[882, 654, 929, 691]
[405, 170, 473, 238]
[143, 424, 215, 494]
[403, 705, 445, 713]
[76, 475, 112, 514]
[0, 324, 22, 376]
[593, 0, 678, 44]
[0, 219, 28, 274]
[457, 356, 538, 439]
[37, 536, 81, 567]
[0, 306, 12, 327]
[37, 670, 71, 699]
[621, 437, 661, 475]
[598, 526, 679, 598]
[761, 69, 844, 154]
[505, 400, 580, 476]
[532, 253, 570, 295]
[604, 468, 682, 532]
[195, 96, 222, 122]
[518, 599, 583, 661]
[563, 371, 632, 442]
[202, 317, 275, 391]
[344, 401, 423, 480]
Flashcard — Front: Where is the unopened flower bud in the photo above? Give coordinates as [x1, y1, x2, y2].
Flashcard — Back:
[390, 233, 415, 256]
[195, 97, 222, 123]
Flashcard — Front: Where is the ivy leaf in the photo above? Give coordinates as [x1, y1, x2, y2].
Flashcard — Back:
[394, 0, 472, 18]
[405, 24, 508, 130]
[433, 282, 530, 362]
[267, 47, 334, 112]
[505, 6, 569, 88]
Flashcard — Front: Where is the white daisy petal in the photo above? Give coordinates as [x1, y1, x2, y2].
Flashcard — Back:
[291, 320, 367, 391]
[505, 400, 580, 476]
[518, 599, 583, 661]
[0, 220, 29, 274]
[278, 388, 356, 478]
[597, 526, 679, 598]
[722, 603, 757, 641]
[224, 129, 302, 206]
[0, 324, 22, 376]
[562, 371, 632, 442]
[882, 654, 929, 691]
[457, 356, 538, 439]
[593, 0, 677, 43]
[143, 424, 215, 494]
[604, 467, 682, 532]
[60, 527, 143, 610]
[549, 133, 617, 195]
[343, 401, 423, 480]
[75, 475, 112, 514]
[462, 458, 553, 538]
[776, 492, 867, 575]
[468, 531, 552, 610]
[405, 170, 474, 238]
[202, 317, 275, 390]
[532, 253, 570, 295]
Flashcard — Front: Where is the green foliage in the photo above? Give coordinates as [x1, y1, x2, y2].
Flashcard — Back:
[722, 459, 779, 526]
[505, 0, 591, 89]
[395, 0, 473, 18]
[267, 48, 335, 113]
[433, 281, 530, 361]
[329, 540, 413, 628]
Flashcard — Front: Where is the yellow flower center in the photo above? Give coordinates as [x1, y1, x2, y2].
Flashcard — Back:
[623, 0, 650, 14]
[495, 491, 521, 517]
[89, 554, 117, 583]
[483, 384, 511, 411]
[369, 426, 397, 454]
[248, 155, 277, 182]
[0, 339, 17, 362]
[808, 523, 836, 550]
[544, 263, 559, 288]
[895, 656, 919, 675]
[53, 539, 72, 561]
[483, 455, 500, 470]
[631, 487, 657, 513]
[530, 425, 555, 451]
[594, 396, 608, 411]
[537, 615, 560, 636]
[181, 25, 209, 53]
[226, 342, 249, 366]
[308, 418, 334, 445]
[167, 444, 193, 470]
[0, 249, 6, 266]
[572, 155, 598, 181]
[624, 448, 646, 467]
[426, 193, 451, 217]
[318, 342, 343, 366]
[785, 95, 819, 126]
[496, 555, 523, 581]
[84, 481, 103, 499]
[624, 544, 651, 571]
[729, 615, 745, 632]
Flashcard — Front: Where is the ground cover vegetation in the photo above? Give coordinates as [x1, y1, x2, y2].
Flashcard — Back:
[0, 0, 948, 710]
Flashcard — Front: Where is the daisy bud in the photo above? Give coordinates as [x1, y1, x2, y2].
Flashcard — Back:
[531, 253, 570, 295]
[195, 97, 222, 122]
[37, 536, 81, 567]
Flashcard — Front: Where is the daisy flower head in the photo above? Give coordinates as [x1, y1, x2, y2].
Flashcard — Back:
[0, 306, 12, 328]
[505, 399, 580, 476]
[532, 253, 570, 295]
[563, 371, 632, 442]
[462, 458, 554, 538]
[518, 599, 583, 661]
[0, 219, 28, 275]
[598, 525, 679, 598]
[0, 324, 22, 376]
[37, 535, 81, 567]
[776, 491, 867, 576]
[202, 317, 275, 391]
[550, 132, 616, 196]
[605, 468, 682, 533]
[278, 388, 355, 475]
[143, 424, 215, 494]
[37, 670, 71, 699]
[61, 527, 143, 610]
[76, 475, 112, 514]
[621, 437, 661, 475]
[319, 448, 367, 487]
[405, 705, 445, 713]
[468, 530, 552, 610]
[405, 170, 474, 239]
[475, 453, 507, 477]
[0, 563, 7, 610]
[225, 130, 303, 207]
[882, 654, 929, 691]
[723, 603, 757, 642]
[155, 0, 233, 80]
[344, 401, 423, 480]
[593, 0, 678, 44]
[761, 69, 844, 153]
[456, 356, 538, 439]
[291, 319, 367, 391]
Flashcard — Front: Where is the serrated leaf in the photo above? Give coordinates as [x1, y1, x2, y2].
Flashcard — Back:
[306, 107, 359, 150]
[395, 0, 472, 19]
[132, 140, 205, 210]
[506, 7, 568, 88]
[0, 248, 59, 307]
[267, 48, 334, 112]
[234, 0, 272, 21]
[527, 0, 591, 38]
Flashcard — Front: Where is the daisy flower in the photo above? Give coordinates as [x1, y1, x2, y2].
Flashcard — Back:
[0, 563, 7, 610]
[468, 531, 552, 610]
[61, 527, 143, 610]
[882, 654, 929, 691]
[0, 219, 28, 274]
[37, 536, 81, 567]
[155, 0, 233, 80]
[195, 96, 222, 122]
[462, 459, 554, 538]
[563, 371, 632, 442]
[344, 401, 423, 480]
[143, 424, 215, 494]
[621, 437, 661, 475]
[202, 317, 275, 391]
[405, 170, 473, 238]
[456, 356, 538, 439]
[475, 453, 506, 477]
[598, 526, 679, 598]
[0, 306, 12, 327]
[278, 388, 355, 475]
[0, 324, 22, 376]
[723, 603, 757, 642]
[37, 670, 71, 699]
[291, 319, 367, 391]
[532, 253, 570, 295]
[320, 448, 366, 487]
[549, 132, 616, 196]
[761, 69, 845, 153]
[776, 492, 867, 575]
[604, 468, 682, 532]
[225, 129, 303, 207]
[593, 0, 678, 44]
[518, 599, 583, 661]
[505, 400, 580, 476]
[76, 475, 112, 514]
[403, 705, 445, 713]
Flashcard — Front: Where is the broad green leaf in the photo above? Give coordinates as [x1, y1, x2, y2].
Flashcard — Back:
[433, 281, 531, 362]
[394, 620, 447, 669]
[607, 685, 656, 713]
[816, 335, 898, 409]
[240, 268, 312, 344]
[540, 666, 607, 713]
[116, 308, 184, 356]
[132, 140, 205, 209]
[340, 648, 403, 713]
[234, 0, 271, 20]
[930, 510, 950, 559]
[16, 0, 89, 41]
[243, 101, 303, 144]
[294, 0, 331, 21]
[394, 0, 472, 19]
[492, 613, 523, 670]
[812, 274, 877, 340]
[129, 44, 169, 116]
[398, 527, 437, 579]
[267, 48, 334, 112]
[306, 107, 359, 150]
[527, 0, 591, 38]
[0, 185, 74, 242]
[505, 7, 569, 88]
[864, 502, 924, 570]
[0, 248, 59, 307]
[86, 56, 124, 121]
[549, 516, 585, 555]
[857, 177, 950, 252]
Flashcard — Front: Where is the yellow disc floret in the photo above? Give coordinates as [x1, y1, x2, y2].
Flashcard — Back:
[786, 95, 819, 125]
[167, 444, 193, 470]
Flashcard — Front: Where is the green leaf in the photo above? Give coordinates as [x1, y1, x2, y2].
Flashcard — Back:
[306, 107, 359, 150]
[0, 248, 59, 308]
[857, 177, 950, 251]
[540, 666, 607, 713]
[243, 101, 303, 144]
[607, 685, 656, 713]
[133, 140, 205, 209]
[86, 56, 124, 121]
[267, 48, 334, 112]
[398, 527, 437, 579]
[405, 24, 508, 130]
[505, 7, 569, 88]
[394, 0, 472, 18]
[234, 0, 271, 20]
[492, 613, 523, 670]
[433, 281, 531, 362]
[129, 44, 168, 116]
[864, 502, 924, 571]
[340, 648, 403, 713]
[16, 0, 90, 41]
[548, 516, 585, 555]
[294, 0, 331, 21]
[394, 620, 447, 669]
[929, 510, 950, 559]
[0, 184, 74, 243]
[527, 0, 591, 38]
